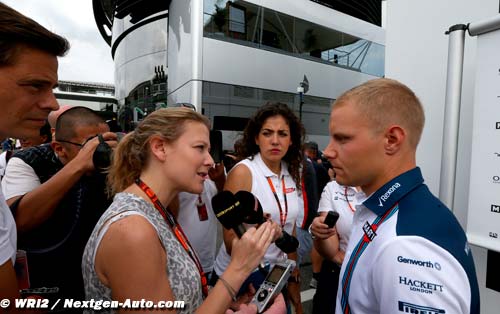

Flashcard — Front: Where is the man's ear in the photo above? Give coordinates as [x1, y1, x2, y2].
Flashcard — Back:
[384, 125, 406, 155]
[149, 135, 167, 162]
[51, 141, 66, 159]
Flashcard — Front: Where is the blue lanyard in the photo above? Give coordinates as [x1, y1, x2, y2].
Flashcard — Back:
[340, 204, 400, 314]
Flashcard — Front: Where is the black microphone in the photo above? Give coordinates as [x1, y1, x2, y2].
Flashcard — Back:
[212, 191, 268, 273]
[211, 191, 246, 237]
[234, 190, 265, 224]
[234, 191, 299, 254]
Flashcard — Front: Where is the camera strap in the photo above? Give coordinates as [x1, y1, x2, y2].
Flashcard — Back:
[135, 178, 209, 298]
[339, 203, 399, 314]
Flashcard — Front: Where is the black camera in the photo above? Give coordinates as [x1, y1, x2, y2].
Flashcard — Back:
[274, 231, 299, 254]
[92, 133, 124, 173]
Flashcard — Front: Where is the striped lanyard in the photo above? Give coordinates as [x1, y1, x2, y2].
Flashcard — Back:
[266, 176, 288, 227]
[135, 178, 209, 298]
[340, 203, 400, 314]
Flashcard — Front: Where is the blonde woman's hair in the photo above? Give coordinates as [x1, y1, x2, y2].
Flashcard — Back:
[108, 107, 210, 195]
[334, 78, 425, 148]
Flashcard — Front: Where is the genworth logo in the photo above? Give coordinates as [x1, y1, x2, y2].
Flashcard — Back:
[397, 256, 441, 271]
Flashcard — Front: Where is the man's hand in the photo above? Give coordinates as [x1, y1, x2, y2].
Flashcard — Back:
[262, 213, 283, 242]
[70, 132, 118, 173]
[209, 161, 226, 192]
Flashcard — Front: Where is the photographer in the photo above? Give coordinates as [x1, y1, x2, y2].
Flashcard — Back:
[2, 106, 117, 303]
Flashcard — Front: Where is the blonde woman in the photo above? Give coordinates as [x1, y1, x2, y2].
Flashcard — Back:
[82, 108, 276, 313]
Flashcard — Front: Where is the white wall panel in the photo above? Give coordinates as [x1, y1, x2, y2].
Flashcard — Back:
[385, 0, 500, 312]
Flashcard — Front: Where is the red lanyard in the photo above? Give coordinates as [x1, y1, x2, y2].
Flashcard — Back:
[344, 186, 356, 213]
[266, 176, 288, 227]
[135, 178, 208, 298]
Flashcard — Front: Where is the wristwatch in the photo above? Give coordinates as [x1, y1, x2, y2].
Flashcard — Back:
[308, 224, 316, 240]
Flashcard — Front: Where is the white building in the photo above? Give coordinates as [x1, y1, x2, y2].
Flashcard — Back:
[94, 0, 384, 146]
[94, 0, 500, 312]
[54, 80, 117, 112]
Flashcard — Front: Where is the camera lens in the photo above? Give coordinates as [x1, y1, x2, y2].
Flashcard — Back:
[92, 134, 113, 172]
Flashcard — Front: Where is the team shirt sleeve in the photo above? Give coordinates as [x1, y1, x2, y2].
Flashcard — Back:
[318, 182, 335, 213]
[372, 236, 473, 314]
[0, 189, 16, 265]
[2, 157, 41, 200]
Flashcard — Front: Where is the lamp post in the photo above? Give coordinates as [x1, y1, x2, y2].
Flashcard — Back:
[297, 75, 309, 121]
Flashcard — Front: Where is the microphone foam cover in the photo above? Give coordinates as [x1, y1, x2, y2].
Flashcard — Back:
[234, 190, 265, 224]
[211, 191, 241, 229]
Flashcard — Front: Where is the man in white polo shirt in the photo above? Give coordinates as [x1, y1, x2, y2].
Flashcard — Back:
[313, 78, 479, 314]
[0, 2, 68, 301]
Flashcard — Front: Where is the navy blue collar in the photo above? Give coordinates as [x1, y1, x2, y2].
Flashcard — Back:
[363, 167, 424, 216]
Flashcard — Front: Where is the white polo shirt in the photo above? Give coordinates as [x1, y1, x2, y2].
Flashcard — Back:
[336, 167, 479, 314]
[177, 179, 218, 274]
[0, 183, 16, 266]
[318, 181, 357, 252]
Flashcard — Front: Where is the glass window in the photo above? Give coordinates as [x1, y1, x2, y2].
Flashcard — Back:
[229, 3, 246, 34]
[234, 86, 255, 98]
[260, 9, 295, 53]
[360, 42, 385, 77]
[295, 19, 343, 61]
[204, 0, 230, 35]
[202, 81, 332, 136]
[203, 0, 384, 77]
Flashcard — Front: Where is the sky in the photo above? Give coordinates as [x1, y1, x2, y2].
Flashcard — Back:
[4, 0, 115, 84]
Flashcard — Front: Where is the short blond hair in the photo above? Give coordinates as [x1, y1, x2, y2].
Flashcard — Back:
[334, 78, 425, 148]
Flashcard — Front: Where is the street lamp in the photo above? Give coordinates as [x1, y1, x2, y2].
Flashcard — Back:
[297, 75, 309, 121]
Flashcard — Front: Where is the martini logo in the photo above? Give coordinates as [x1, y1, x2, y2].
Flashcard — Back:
[362, 221, 377, 242]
